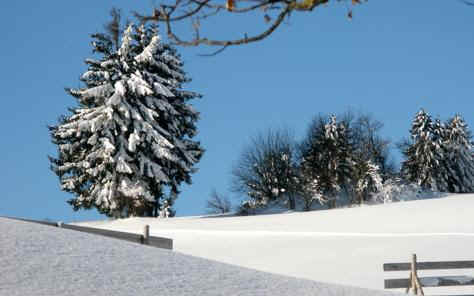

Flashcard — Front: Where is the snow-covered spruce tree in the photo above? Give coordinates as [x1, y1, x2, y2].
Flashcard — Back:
[299, 115, 326, 209]
[442, 115, 474, 192]
[401, 109, 443, 191]
[300, 112, 391, 208]
[49, 24, 203, 217]
[299, 115, 353, 209]
[430, 118, 451, 192]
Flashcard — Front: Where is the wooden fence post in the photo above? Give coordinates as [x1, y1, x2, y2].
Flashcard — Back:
[411, 254, 418, 295]
[409, 254, 424, 296]
[143, 225, 150, 245]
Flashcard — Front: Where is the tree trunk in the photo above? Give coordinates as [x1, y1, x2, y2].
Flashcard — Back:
[152, 199, 160, 217]
[288, 194, 296, 210]
[143, 203, 154, 217]
[304, 196, 313, 211]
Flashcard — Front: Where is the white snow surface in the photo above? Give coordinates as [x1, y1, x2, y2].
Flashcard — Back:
[0, 218, 400, 296]
[78, 194, 474, 294]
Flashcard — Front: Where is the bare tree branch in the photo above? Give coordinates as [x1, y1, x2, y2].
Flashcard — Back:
[133, 0, 360, 53]
[163, 4, 292, 47]
[198, 45, 230, 56]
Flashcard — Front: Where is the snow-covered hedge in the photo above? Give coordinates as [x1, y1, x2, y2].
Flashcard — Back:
[370, 178, 445, 204]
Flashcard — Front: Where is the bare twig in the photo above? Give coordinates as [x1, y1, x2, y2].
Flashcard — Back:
[165, 4, 292, 47]
[198, 45, 230, 56]
[134, 0, 212, 23]
[135, 0, 356, 53]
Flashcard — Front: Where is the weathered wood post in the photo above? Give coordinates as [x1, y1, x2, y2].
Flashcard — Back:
[143, 224, 150, 245]
[409, 253, 424, 296]
[411, 254, 418, 295]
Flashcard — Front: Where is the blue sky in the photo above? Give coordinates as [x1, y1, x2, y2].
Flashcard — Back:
[0, 1, 473, 222]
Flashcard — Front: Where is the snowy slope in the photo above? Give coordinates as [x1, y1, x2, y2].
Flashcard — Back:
[0, 218, 400, 296]
[78, 194, 474, 294]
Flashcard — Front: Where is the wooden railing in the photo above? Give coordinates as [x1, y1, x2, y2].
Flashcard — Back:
[384, 254, 474, 296]
[1, 216, 172, 250]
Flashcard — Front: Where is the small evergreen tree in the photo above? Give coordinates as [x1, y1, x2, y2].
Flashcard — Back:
[351, 159, 383, 205]
[49, 24, 203, 217]
[443, 115, 474, 192]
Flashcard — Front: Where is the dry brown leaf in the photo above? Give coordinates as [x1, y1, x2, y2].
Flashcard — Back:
[226, 0, 235, 11]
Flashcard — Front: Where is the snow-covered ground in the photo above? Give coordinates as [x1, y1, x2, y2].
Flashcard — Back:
[78, 194, 474, 295]
[0, 218, 400, 296]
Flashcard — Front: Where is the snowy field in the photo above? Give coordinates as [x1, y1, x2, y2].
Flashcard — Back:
[78, 194, 474, 295]
[0, 218, 401, 296]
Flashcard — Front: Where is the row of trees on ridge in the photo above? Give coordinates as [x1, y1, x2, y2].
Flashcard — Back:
[231, 110, 474, 213]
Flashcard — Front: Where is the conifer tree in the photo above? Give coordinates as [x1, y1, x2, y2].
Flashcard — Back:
[401, 109, 441, 190]
[443, 115, 474, 192]
[300, 112, 388, 207]
[300, 115, 353, 208]
[299, 115, 327, 208]
[401, 110, 474, 193]
[49, 24, 203, 217]
[430, 118, 450, 191]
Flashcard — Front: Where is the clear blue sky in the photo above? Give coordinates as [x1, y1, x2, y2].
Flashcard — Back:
[0, 1, 473, 222]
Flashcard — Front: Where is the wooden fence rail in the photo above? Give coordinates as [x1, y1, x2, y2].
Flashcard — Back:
[1, 216, 172, 250]
[384, 261, 474, 271]
[384, 254, 474, 296]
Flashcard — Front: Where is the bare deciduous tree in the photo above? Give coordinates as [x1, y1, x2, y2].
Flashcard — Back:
[205, 189, 232, 214]
[347, 111, 396, 180]
[232, 128, 299, 210]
